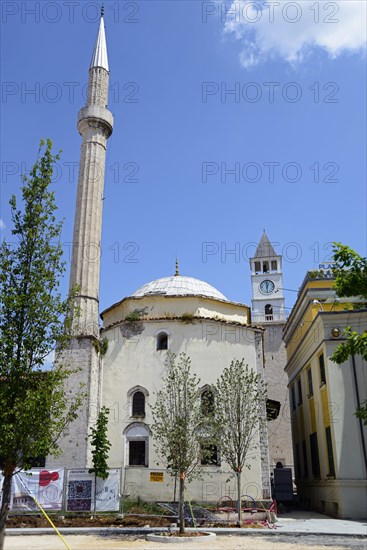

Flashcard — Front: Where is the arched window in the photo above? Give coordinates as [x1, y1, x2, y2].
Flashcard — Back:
[132, 391, 145, 417]
[200, 389, 219, 466]
[157, 332, 168, 350]
[201, 389, 214, 417]
[201, 445, 219, 466]
[265, 304, 273, 321]
[123, 423, 151, 467]
[128, 386, 149, 418]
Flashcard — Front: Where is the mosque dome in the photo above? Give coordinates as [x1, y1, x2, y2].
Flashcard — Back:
[131, 275, 227, 301]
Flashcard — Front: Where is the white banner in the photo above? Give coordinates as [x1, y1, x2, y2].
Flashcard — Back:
[1, 467, 120, 512]
[12, 468, 64, 511]
[66, 468, 120, 512]
[96, 468, 120, 512]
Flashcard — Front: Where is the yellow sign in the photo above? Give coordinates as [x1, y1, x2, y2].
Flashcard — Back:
[150, 472, 164, 483]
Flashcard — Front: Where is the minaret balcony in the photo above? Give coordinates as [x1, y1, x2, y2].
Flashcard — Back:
[77, 105, 114, 138]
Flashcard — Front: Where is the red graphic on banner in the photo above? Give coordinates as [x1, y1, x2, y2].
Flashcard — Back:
[39, 470, 59, 487]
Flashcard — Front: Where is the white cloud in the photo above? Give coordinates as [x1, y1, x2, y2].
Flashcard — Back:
[223, 1, 366, 68]
[0, 219, 5, 230]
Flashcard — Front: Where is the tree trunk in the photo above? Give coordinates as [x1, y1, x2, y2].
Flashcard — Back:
[173, 473, 177, 504]
[0, 470, 13, 550]
[236, 470, 242, 527]
[94, 473, 97, 514]
[178, 474, 185, 534]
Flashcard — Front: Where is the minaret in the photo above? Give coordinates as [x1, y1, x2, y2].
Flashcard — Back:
[52, 10, 113, 468]
[70, 8, 113, 336]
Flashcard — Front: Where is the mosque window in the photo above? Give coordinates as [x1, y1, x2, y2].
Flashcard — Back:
[263, 261, 269, 273]
[129, 441, 146, 466]
[128, 386, 149, 418]
[200, 389, 220, 465]
[271, 260, 277, 271]
[132, 391, 145, 417]
[254, 261, 261, 273]
[124, 423, 150, 467]
[201, 444, 220, 466]
[157, 332, 168, 351]
[201, 390, 215, 417]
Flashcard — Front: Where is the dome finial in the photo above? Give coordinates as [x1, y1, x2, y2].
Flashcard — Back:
[101, 0, 105, 17]
[175, 258, 180, 276]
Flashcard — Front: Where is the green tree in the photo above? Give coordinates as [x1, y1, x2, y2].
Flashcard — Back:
[89, 406, 111, 512]
[330, 243, 367, 424]
[89, 406, 111, 480]
[150, 353, 212, 534]
[213, 360, 267, 526]
[0, 140, 83, 549]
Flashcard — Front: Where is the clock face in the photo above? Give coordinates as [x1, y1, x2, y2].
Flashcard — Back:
[259, 280, 275, 294]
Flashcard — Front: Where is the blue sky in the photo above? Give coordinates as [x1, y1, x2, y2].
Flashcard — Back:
[1, 0, 366, 315]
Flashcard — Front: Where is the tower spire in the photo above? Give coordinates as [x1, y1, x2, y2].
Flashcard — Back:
[90, 5, 109, 72]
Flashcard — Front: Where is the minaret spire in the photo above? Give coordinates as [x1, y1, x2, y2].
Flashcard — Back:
[58, 14, 114, 468]
[90, 4, 109, 72]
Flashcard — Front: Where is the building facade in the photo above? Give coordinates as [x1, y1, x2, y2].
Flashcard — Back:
[283, 272, 367, 519]
[100, 274, 271, 502]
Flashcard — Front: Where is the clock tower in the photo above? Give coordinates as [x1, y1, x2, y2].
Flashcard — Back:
[251, 231, 285, 323]
[249, 231, 293, 473]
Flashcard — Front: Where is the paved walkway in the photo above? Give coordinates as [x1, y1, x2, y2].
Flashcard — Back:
[275, 510, 366, 535]
[3, 533, 367, 550]
[4, 510, 366, 550]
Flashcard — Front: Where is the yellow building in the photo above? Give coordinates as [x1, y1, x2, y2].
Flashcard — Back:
[283, 272, 367, 519]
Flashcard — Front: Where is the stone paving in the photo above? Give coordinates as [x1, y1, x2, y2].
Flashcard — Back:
[275, 510, 367, 535]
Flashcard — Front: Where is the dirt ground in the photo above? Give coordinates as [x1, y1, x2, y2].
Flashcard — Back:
[3, 533, 366, 550]
[5, 514, 263, 529]
[5, 514, 172, 529]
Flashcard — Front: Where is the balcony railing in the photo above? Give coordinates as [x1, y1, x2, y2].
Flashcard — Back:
[252, 312, 288, 323]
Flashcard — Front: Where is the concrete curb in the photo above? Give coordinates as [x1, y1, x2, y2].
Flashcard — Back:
[146, 531, 216, 544]
[5, 527, 367, 538]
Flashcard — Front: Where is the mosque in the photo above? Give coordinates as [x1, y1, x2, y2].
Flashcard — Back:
[51, 10, 293, 501]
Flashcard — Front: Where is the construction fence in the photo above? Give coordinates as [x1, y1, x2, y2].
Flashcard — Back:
[0, 468, 121, 513]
